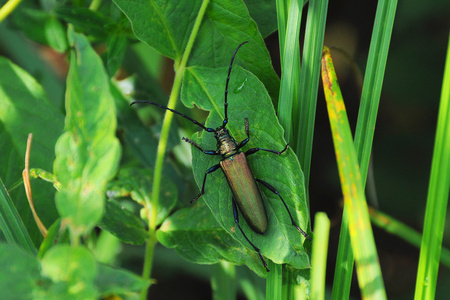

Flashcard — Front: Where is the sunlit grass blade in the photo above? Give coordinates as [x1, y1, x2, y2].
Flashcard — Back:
[276, 0, 303, 141]
[266, 260, 283, 300]
[321, 46, 387, 299]
[414, 33, 450, 300]
[354, 0, 398, 177]
[295, 0, 329, 190]
[211, 262, 236, 300]
[331, 0, 398, 298]
[272, 0, 305, 296]
[369, 207, 450, 268]
[0, 178, 36, 255]
[310, 212, 330, 300]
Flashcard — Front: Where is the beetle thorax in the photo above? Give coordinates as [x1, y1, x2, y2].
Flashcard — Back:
[215, 127, 238, 158]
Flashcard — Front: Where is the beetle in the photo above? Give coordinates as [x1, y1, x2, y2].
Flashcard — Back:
[131, 41, 311, 271]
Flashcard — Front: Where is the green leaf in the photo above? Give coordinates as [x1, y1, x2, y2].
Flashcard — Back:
[0, 57, 64, 243]
[110, 82, 158, 168]
[179, 65, 310, 271]
[44, 15, 68, 53]
[54, 7, 114, 39]
[0, 243, 41, 300]
[158, 199, 268, 277]
[11, 7, 51, 46]
[113, 0, 280, 101]
[39, 245, 98, 300]
[106, 167, 178, 226]
[244, 0, 277, 38]
[106, 33, 128, 77]
[99, 199, 148, 245]
[53, 28, 121, 237]
[95, 264, 150, 297]
[37, 218, 62, 259]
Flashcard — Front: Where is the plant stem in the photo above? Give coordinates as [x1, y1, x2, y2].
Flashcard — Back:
[140, 0, 210, 299]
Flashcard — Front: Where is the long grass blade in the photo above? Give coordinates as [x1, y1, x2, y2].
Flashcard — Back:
[331, 0, 398, 298]
[277, 0, 303, 141]
[0, 178, 36, 255]
[321, 46, 387, 299]
[414, 33, 450, 300]
[271, 1, 304, 298]
[369, 207, 450, 268]
[295, 0, 329, 191]
[310, 212, 330, 300]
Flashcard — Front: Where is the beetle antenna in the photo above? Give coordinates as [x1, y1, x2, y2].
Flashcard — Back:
[223, 41, 248, 128]
[131, 101, 215, 132]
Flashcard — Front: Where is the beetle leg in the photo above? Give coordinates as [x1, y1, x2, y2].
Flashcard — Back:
[191, 164, 221, 203]
[255, 179, 311, 240]
[182, 137, 219, 155]
[232, 197, 269, 272]
[237, 118, 250, 149]
[245, 143, 290, 156]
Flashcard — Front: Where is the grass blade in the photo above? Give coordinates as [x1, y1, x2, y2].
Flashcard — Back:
[310, 212, 330, 300]
[369, 207, 450, 268]
[0, 178, 36, 255]
[321, 46, 387, 299]
[277, 0, 303, 141]
[414, 33, 450, 300]
[331, 0, 398, 298]
[295, 0, 329, 190]
[272, 0, 305, 297]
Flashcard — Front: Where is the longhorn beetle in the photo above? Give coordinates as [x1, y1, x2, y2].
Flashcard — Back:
[131, 41, 311, 271]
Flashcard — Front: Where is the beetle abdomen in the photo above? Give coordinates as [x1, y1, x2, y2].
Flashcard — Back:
[220, 152, 268, 234]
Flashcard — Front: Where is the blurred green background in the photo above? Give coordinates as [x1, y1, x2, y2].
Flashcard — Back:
[1, 0, 449, 298]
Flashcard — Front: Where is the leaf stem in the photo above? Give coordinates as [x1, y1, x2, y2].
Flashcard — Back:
[140, 0, 210, 298]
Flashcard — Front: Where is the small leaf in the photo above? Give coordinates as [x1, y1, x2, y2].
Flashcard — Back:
[44, 15, 68, 52]
[54, 28, 121, 236]
[106, 167, 178, 226]
[106, 33, 128, 76]
[180, 66, 310, 271]
[37, 218, 62, 259]
[54, 7, 114, 39]
[39, 245, 98, 299]
[99, 199, 148, 245]
[96, 264, 150, 297]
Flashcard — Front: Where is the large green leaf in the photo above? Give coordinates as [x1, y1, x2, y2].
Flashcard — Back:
[0, 57, 64, 244]
[113, 0, 280, 101]
[158, 199, 267, 276]
[0, 243, 41, 300]
[175, 65, 310, 272]
[53, 28, 121, 236]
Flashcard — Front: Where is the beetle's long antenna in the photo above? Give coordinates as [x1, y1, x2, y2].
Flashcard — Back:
[223, 41, 248, 128]
[131, 101, 215, 132]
